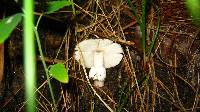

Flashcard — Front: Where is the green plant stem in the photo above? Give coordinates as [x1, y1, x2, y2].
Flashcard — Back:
[141, 0, 147, 58]
[127, 0, 147, 58]
[71, 0, 76, 15]
[148, 8, 160, 56]
[23, 0, 36, 111]
[127, 0, 141, 25]
[34, 14, 57, 111]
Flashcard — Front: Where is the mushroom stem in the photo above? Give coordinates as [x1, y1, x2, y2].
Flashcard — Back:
[89, 51, 106, 87]
[94, 51, 104, 67]
[94, 80, 104, 87]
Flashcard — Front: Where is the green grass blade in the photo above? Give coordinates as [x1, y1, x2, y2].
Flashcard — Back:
[127, 0, 147, 56]
[141, 0, 147, 55]
[148, 8, 160, 56]
[127, 0, 141, 25]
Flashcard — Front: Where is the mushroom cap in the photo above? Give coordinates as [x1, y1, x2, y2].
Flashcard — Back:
[75, 39, 123, 68]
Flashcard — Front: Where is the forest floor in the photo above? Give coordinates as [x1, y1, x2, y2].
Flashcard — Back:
[0, 0, 200, 112]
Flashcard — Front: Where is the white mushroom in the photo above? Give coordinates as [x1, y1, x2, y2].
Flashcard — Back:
[75, 39, 123, 87]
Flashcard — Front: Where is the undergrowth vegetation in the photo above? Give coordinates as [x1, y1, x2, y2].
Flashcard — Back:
[1, 0, 200, 112]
